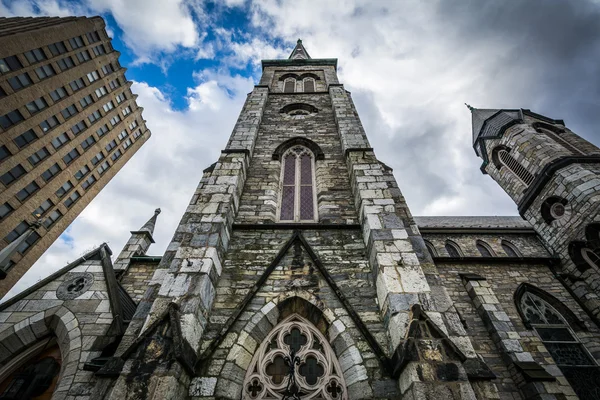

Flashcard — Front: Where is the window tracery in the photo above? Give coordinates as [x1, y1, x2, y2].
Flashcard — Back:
[518, 290, 600, 399]
[243, 315, 347, 400]
[279, 146, 317, 222]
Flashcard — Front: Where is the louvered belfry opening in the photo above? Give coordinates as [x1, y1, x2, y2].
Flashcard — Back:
[497, 149, 535, 186]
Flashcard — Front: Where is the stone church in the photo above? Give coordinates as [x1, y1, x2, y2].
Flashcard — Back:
[0, 40, 600, 400]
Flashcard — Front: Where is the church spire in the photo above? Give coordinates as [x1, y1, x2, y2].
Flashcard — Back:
[137, 208, 161, 237]
[289, 39, 311, 60]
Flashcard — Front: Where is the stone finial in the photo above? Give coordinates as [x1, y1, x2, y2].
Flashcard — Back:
[465, 103, 475, 111]
[137, 207, 161, 236]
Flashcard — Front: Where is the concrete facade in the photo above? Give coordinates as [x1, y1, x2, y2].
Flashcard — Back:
[0, 16, 151, 297]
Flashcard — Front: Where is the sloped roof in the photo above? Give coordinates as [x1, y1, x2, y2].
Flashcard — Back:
[414, 216, 532, 230]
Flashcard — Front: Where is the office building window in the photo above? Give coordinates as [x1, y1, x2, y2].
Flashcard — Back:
[7, 72, 32, 91]
[69, 36, 84, 49]
[79, 95, 94, 109]
[51, 133, 70, 149]
[16, 181, 40, 202]
[97, 161, 109, 175]
[76, 50, 91, 63]
[82, 174, 96, 190]
[28, 147, 50, 166]
[64, 191, 81, 208]
[24, 48, 47, 64]
[91, 152, 104, 165]
[33, 199, 53, 217]
[0, 145, 10, 162]
[0, 165, 27, 186]
[94, 86, 107, 98]
[50, 86, 67, 102]
[41, 163, 61, 182]
[43, 209, 62, 229]
[62, 148, 80, 165]
[74, 165, 90, 180]
[57, 56, 75, 71]
[48, 41, 67, 56]
[87, 70, 100, 83]
[14, 129, 38, 148]
[69, 78, 85, 92]
[0, 55, 22, 73]
[88, 110, 101, 124]
[71, 121, 87, 135]
[26, 97, 48, 115]
[81, 135, 96, 150]
[35, 64, 55, 80]
[96, 124, 109, 137]
[0, 109, 24, 129]
[39, 116, 60, 133]
[55, 181, 74, 198]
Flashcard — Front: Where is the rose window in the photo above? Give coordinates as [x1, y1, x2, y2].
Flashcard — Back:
[243, 315, 347, 399]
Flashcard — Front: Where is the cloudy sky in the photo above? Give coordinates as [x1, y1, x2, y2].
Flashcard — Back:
[2, 0, 600, 298]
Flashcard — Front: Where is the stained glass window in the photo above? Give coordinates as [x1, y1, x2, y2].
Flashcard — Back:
[519, 290, 600, 399]
[279, 146, 317, 222]
[243, 315, 347, 399]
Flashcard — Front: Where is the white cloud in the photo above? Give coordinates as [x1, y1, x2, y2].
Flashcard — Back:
[5, 71, 255, 299]
[87, 0, 200, 57]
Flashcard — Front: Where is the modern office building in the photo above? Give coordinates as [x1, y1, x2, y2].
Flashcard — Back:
[0, 16, 151, 296]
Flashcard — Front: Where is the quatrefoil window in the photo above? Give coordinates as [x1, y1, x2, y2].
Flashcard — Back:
[243, 314, 347, 399]
[56, 272, 94, 300]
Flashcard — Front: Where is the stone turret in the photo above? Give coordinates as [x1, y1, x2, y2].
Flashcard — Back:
[470, 105, 600, 323]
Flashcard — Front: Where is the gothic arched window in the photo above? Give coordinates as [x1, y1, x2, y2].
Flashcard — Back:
[283, 78, 296, 93]
[493, 147, 535, 186]
[501, 240, 521, 257]
[279, 146, 317, 222]
[243, 314, 347, 399]
[445, 240, 462, 257]
[534, 122, 585, 155]
[476, 240, 495, 257]
[303, 78, 315, 93]
[581, 247, 600, 271]
[517, 289, 600, 399]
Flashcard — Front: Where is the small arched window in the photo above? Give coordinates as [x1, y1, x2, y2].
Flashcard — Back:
[279, 146, 317, 222]
[283, 78, 296, 93]
[517, 288, 599, 399]
[303, 78, 315, 93]
[424, 240, 437, 257]
[501, 240, 521, 257]
[445, 241, 462, 257]
[534, 122, 585, 155]
[493, 147, 535, 186]
[476, 240, 495, 257]
[581, 247, 600, 271]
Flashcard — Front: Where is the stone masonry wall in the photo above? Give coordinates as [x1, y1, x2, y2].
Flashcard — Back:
[0, 259, 116, 399]
[437, 260, 599, 399]
[118, 259, 160, 303]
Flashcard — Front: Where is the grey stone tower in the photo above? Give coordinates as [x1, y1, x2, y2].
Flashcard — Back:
[471, 107, 600, 323]
[103, 42, 507, 400]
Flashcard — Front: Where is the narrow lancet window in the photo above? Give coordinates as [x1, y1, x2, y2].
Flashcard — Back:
[283, 78, 295, 93]
[279, 146, 317, 222]
[303, 78, 315, 92]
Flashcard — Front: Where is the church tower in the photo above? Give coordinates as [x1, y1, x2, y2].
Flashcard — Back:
[104, 41, 499, 400]
[471, 107, 600, 324]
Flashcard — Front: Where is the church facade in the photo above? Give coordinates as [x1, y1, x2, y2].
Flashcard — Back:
[0, 41, 599, 399]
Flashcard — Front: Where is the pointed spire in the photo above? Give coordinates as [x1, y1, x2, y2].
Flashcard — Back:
[138, 208, 161, 236]
[289, 39, 311, 60]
